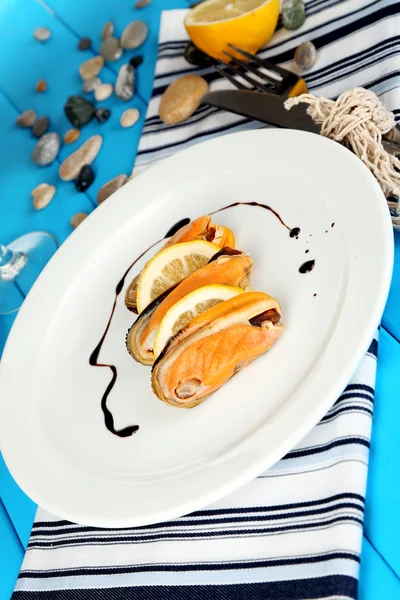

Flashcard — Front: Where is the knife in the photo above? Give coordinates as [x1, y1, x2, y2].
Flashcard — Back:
[202, 89, 400, 153]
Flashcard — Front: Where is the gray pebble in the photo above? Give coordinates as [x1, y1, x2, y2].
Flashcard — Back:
[102, 21, 114, 40]
[135, 0, 151, 7]
[83, 77, 102, 93]
[33, 27, 51, 42]
[294, 41, 317, 71]
[31, 133, 61, 166]
[121, 20, 148, 49]
[17, 109, 37, 128]
[32, 116, 50, 138]
[100, 36, 123, 61]
[115, 64, 135, 100]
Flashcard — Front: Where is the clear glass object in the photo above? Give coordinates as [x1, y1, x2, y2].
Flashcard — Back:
[0, 232, 59, 316]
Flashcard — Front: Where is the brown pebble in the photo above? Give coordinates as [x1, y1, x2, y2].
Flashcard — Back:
[79, 56, 104, 81]
[294, 41, 317, 71]
[120, 108, 140, 128]
[78, 37, 92, 51]
[97, 174, 128, 204]
[102, 21, 114, 40]
[36, 79, 47, 92]
[159, 75, 208, 125]
[59, 135, 103, 181]
[64, 128, 81, 144]
[17, 109, 37, 128]
[31, 183, 56, 210]
[70, 212, 88, 228]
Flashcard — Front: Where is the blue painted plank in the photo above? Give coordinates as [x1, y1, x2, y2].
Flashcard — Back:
[0, 501, 23, 600]
[45, 0, 192, 104]
[0, 455, 36, 550]
[363, 327, 400, 577]
[0, 90, 94, 246]
[359, 536, 400, 600]
[382, 229, 400, 342]
[0, 0, 147, 211]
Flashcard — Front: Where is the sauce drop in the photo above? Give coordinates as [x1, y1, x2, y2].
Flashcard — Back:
[299, 259, 315, 274]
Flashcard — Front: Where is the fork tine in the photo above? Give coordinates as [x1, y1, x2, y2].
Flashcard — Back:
[224, 51, 281, 88]
[222, 52, 277, 93]
[214, 64, 249, 90]
[227, 44, 293, 79]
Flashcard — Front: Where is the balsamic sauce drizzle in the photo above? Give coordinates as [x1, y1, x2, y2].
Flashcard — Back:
[89, 238, 163, 438]
[211, 201, 290, 230]
[90, 203, 316, 438]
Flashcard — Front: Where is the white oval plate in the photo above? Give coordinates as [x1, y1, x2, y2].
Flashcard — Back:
[0, 130, 393, 527]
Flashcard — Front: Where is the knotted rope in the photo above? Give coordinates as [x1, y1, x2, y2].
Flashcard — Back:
[285, 88, 400, 229]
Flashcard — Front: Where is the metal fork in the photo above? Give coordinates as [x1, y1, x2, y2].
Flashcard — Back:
[215, 44, 308, 98]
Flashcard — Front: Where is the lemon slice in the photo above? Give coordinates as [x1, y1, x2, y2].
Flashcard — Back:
[153, 283, 245, 357]
[136, 240, 220, 314]
[184, 0, 280, 61]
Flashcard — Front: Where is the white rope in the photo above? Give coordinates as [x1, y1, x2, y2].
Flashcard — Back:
[285, 88, 400, 229]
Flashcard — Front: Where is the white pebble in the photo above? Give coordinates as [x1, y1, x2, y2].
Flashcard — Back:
[120, 108, 140, 128]
[34, 27, 51, 42]
[95, 83, 113, 101]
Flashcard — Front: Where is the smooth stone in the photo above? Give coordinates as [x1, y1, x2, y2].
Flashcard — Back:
[282, 0, 306, 30]
[31, 133, 61, 166]
[102, 21, 114, 40]
[36, 79, 47, 92]
[79, 55, 104, 80]
[120, 21, 148, 49]
[33, 27, 51, 42]
[97, 174, 127, 204]
[115, 64, 135, 101]
[32, 116, 50, 138]
[16, 109, 36, 128]
[75, 164, 95, 192]
[135, 0, 151, 7]
[159, 75, 208, 125]
[64, 95, 96, 127]
[95, 83, 113, 101]
[120, 108, 140, 128]
[70, 212, 88, 228]
[64, 128, 81, 144]
[294, 41, 317, 71]
[100, 36, 122, 61]
[78, 37, 92, 51]
[31, 183, 56, 210]
[83, 77, 101, 93]
[129, 55, 143, 68]
[184, 42, 215, 67]
[59, 135, 102, 181]
[94, 108, 111, 123]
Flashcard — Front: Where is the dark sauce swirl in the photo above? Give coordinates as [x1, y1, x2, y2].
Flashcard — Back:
[90, 203, 316, 438]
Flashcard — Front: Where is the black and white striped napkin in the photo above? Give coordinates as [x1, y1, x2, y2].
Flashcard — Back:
[13, 0, 399, 596]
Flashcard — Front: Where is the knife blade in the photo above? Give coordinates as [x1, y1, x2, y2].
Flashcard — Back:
[202, 89, 321, 134]
[202, 89, 400, 152]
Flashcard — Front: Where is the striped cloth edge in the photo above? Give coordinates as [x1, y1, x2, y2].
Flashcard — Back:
[13, 0, 399, 596]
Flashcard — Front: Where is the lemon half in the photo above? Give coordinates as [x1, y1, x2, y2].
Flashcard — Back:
[136, 240, 220, 314]
[184, 0, 280, 61]
[153, 283, 245, 357]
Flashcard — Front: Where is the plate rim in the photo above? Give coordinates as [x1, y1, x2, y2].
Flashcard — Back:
[0, 129, 394, 527]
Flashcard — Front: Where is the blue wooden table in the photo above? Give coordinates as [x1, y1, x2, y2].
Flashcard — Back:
[0, 1, 399, 598]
